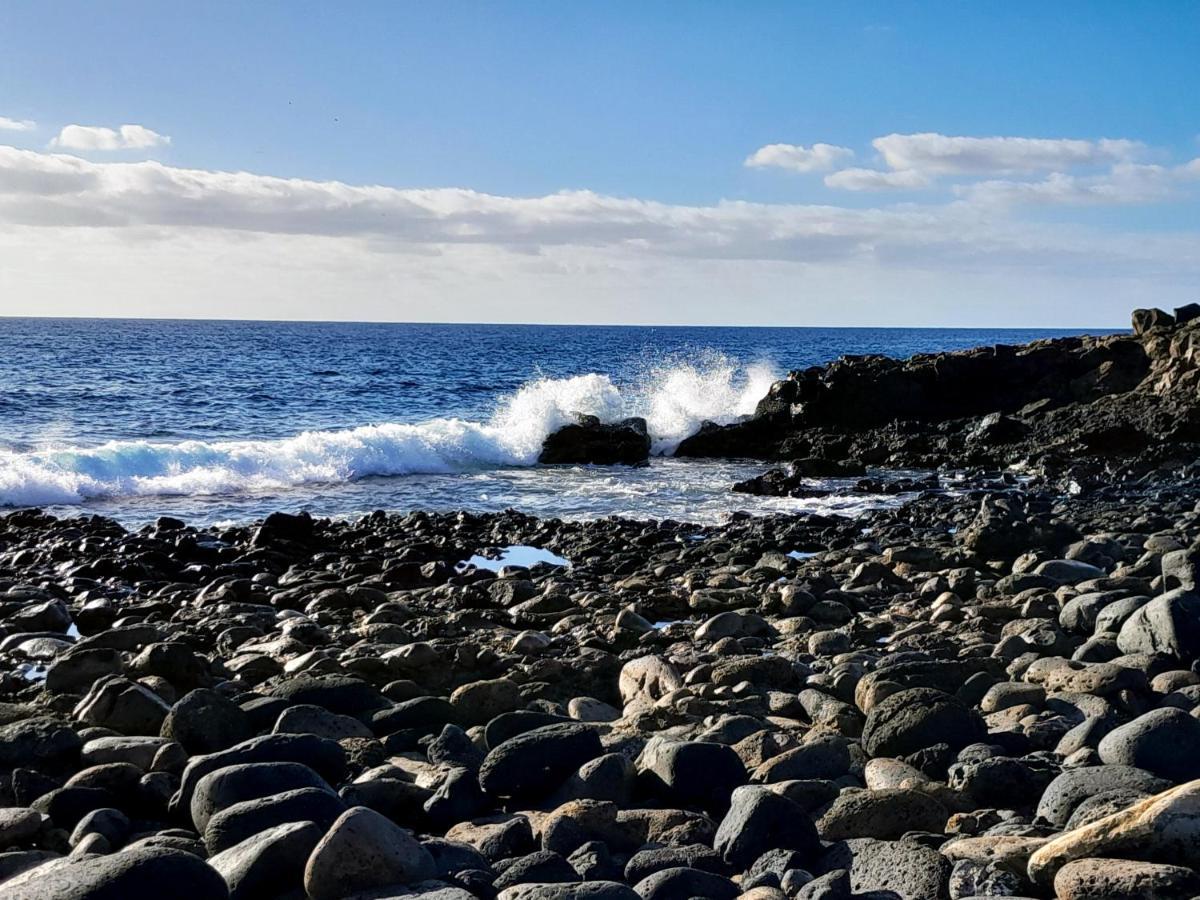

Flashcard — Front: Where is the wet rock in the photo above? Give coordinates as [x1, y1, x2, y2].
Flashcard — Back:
[539, 416, 651, 466]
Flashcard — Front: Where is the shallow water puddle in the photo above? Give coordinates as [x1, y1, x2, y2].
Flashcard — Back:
[459, 545, 571, 572]
[788, 550, 819, 560]
[16, 663, 48, 682]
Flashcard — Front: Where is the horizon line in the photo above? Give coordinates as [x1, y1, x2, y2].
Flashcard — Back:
[0, 313, 1121, 332]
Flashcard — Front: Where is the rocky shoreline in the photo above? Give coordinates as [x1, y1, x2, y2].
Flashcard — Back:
[5, 310, 1200, 899]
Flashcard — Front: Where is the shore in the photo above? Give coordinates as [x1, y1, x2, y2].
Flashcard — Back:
[4, 310, 1200, 899]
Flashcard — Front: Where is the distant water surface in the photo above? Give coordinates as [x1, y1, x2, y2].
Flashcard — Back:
[0, 318, 1098, 525]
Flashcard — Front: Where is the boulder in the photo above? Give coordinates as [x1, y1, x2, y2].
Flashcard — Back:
[815, 787, 948, 840]
[303, 806, 435, 899]
[1053, 857, 1200, 899]
[618, 656, 683, 706]
[819, 838, 951, 900]
[160, 689, 255, 755]
[636, 738, 747, 813]
[190, 761, 334, 831]
[539, 416, 651, 465]
[1132, 307, 1176, 334]
[861, 687, 985, 758]
[1097, 708, 1200, 782]
[713, 785, 820, 869]
[73, 676, 171, 736]
[1037, 766, 1170, 828]
[207, 820, 323, 900]
[478, 723, 603, 801]
[0, 847, 229, 899]
[1029, 780, 1200, 884]
[1116, 589, 1200, 658]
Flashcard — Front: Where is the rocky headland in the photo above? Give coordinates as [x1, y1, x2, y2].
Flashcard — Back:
[4, 308, 1200, 899]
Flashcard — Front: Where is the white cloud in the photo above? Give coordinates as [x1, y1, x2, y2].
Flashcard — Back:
[960, 162, 1198, 207]
[0, 142, 1197, 325]
[824, 168, 930, 191]
[49, 124, 171, 151]
[0, 145, 1193, 273]
[873, 133, 1143, 175]
[0, 116, 36, 132]
[745, 142, 854, 173]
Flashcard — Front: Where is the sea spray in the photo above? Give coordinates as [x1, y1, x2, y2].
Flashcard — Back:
[0, 356, 779, 507]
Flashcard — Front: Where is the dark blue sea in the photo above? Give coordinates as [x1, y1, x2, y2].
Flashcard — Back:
[0, 319, 1099, 526]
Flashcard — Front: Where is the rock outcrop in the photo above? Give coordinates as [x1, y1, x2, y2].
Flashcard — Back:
[676, 306, 1200, 474]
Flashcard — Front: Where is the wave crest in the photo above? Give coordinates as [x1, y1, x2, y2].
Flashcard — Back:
[0, 355, 777, 506]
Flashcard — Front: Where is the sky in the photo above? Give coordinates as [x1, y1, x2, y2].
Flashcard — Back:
[0, 1, 1198, 327]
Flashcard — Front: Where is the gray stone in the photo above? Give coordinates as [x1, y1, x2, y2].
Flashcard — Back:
[161, 689, 255, 755]
[478, 723, 602, 801]
[0, 847, 229, 899]
[713, 785, 819, 869]
[303, 806, 435, 899]
[190, 761, 334, 831]
[1098, 707, 1200, 782]
[1036, 765, 1170, 828]
[819, 838, 951, 900]
[815, 788, 948, 841]
[1116, 589, 1200, 658]
[208, 820, 323, 900]
[861, 687, 985, 758]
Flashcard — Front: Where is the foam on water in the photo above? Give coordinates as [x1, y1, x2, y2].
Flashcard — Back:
[0, 357, 778, 507]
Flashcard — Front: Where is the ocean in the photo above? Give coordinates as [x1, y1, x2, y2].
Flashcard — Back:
[0, 318, 1098, 526]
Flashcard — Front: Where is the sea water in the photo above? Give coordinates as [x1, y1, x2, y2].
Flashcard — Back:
[0, 318, 1094, 526]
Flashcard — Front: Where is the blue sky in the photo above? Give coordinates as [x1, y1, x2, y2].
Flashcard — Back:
[0, 1, 1198, 326]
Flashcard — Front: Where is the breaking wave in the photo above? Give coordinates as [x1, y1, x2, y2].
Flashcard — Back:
[0, 356, 777, 507]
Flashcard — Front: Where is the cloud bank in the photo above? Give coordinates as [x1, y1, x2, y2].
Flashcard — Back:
[0, 129, 1197, 326]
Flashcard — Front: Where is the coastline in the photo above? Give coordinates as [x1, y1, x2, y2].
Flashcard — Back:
[3, 309, 1200, 897]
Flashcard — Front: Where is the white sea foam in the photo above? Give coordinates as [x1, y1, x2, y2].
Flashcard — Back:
[0, 357, 778, 507]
